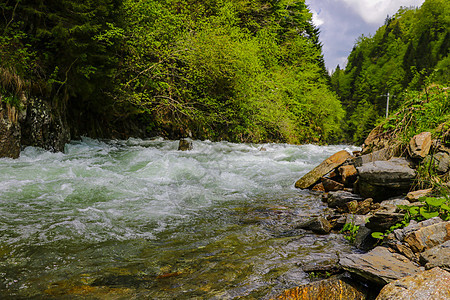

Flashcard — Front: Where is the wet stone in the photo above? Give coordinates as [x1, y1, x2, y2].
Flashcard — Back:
[273, 273, 373, 300]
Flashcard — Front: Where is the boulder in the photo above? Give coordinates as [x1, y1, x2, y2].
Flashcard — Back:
[273, 273, 372, 300]
[404, 221, 450, 253]
[321, 177, 344, 192]
[311, 182, 325, 192]
[339, 246, 423, 285]
[338, 165, 358, 185]
[345, 214, 368, 226]
[327, 191, 363, 208]
[394, 217, 444, 242]
[406, 188, 433, 202]
[295, 150, 352, 189]
[296, 216, 332, 234]
[379, 198, 410, 213]
[357, 158, 416, 200]
[354, 225, 376, 251]
[376, 267, 450, 300]
[432, 152, 450, 173]
[366, 212, 405, 232]
[420, 240, 450, 271]
[356, 198, 373, 215]
[353, 148, 396, 167]
[178, 139, 193, 151]
[408, 132, 432, 159]
[0, 102, 21, 158]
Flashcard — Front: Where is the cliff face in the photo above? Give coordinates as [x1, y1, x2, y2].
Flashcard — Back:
[0, 102, 21, 158]
[0, 95, 71, 158]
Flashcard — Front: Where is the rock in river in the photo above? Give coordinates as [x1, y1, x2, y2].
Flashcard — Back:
[295, 150, 351, 189]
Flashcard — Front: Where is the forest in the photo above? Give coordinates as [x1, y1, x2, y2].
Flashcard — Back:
[0, 0, 448, 145]
[331, 0, 449, 144]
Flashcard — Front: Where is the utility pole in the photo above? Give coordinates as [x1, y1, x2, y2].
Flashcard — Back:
[385, 91, 390, 118]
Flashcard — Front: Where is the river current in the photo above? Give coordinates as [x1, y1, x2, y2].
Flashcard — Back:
[0, 138, 358, 298]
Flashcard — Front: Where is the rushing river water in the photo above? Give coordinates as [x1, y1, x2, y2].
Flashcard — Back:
[0, 138, 358, 299]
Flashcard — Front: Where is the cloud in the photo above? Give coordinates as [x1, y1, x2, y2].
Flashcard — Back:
[305, 0, 425, 71]
[342, 0, 425, 24]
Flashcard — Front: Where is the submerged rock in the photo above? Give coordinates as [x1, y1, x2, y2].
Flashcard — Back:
[178, 139, 193, 151]
[273, 273, 373, 300]
[376, 267, 450, 300]
[295, 150, 351, 189]
[339, 246, 422, 285]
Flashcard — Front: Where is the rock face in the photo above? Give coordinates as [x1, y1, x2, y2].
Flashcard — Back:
[20, 97, 70, 152]
[357, 158, 416, 200]
[0, 102, 21, 158]
[295, 150, 351, 189]
[339, 246, 422, 285]
[273, 273, 372, 300]
[408, 132, 432, 159]
[420, 240, 450, 271]
[376, 267, 450, 300]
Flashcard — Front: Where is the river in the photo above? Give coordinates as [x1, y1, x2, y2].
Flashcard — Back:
[0, 138, 358, 298]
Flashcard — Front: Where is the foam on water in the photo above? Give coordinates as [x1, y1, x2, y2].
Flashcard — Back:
[0, 138, 359, 297]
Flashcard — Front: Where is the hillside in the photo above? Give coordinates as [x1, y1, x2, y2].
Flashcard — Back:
[331, 0, 449, 144]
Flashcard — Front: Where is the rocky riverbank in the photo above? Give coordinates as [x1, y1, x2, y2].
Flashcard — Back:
[275, 130, 450, 299]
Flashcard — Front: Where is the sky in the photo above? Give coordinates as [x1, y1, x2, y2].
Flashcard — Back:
[305, 0, 426, 72]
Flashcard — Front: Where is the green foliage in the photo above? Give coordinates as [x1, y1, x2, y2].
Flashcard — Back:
[378, 85, 449, 144]
[1, 0, 343, 143]
[112, 0, 342, 143]
[331, 0, 450, 144]
[340, 222, 360, 243]
[372, 192, 450, 240]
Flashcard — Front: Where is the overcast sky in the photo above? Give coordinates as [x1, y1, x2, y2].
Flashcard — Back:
[305, 0, 426, 72]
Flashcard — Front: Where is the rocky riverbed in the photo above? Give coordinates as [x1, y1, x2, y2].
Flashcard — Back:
[277, 131, 450, 299]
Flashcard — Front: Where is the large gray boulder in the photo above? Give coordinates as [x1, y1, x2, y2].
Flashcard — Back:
[339, 246, 423, 285]
[357, 158, 416, 200]
[376, 267, 450, 300]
